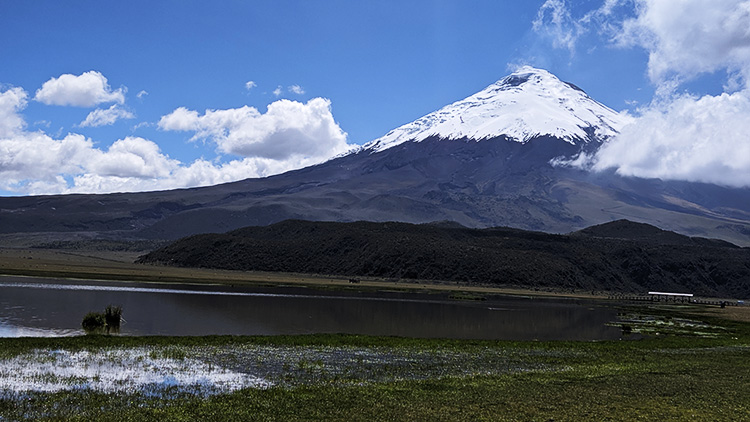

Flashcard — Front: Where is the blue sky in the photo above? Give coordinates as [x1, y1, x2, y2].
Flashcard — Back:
[1, 0, 748, 195]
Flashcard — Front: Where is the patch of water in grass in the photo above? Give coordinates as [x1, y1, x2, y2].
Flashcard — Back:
[0, 348, 269, 396]
[611, 313, 727, 337]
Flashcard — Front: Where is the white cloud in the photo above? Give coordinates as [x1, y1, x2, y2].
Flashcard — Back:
[0, 87, 354, 195]
[614, 0, 750, 85]
[131, 121, 152, 131]
[34, 71, 125, 107]
[245, 81, 257, 90]
[156, 107, 199, 131]
[595, 0, 750, 187]
[541, 0, 750, 187]
[86, 137, 180, 178]
[136, 90, 148, 99]
[582, 91, 750, 187]
[0, 123, 231, 195]
[0, 87, 27, 138]
[273, 86, 282, 97]
[0, 131, 95, 189]
[63, 156, 299, 194]
[532, 0, 583, 54]
[79, 105, 135, 127]
[288, 84, 305, 95]
[158, 97, 352, 161]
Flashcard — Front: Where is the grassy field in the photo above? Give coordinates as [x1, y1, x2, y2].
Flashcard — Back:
[1, 248, 749, 420]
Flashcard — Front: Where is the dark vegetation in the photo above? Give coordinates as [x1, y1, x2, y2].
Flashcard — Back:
[33, 239, 169, 252]
[81, 312, 106, 333]
[138, 219, 750, 298]
[81, 305, 122, 334]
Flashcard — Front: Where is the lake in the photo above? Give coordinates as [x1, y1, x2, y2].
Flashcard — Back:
[0, 275, 625, 340]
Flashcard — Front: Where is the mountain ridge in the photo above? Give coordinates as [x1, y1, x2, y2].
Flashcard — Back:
[137, 219, 750, 299]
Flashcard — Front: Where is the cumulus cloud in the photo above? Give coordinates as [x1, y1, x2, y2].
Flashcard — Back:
[158, 97, 352, 161]
[245, 81, 257, 91]
[0, 130, 95, 191]
[0, 127, 182, 194]
[34, 71, 125, 107]
[86, 137, 180, 178]
[541, 0, 750, 187]
[156, 107, 199, 131]
[136, 90, 148, 99]
[272, 86, 282, 97]
[613, 0, 750, 85]
[79, 105, 135, 127]
[0, 87, 27, 138]
[580, 92, 750, 186]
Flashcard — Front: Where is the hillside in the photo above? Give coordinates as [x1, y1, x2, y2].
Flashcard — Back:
[138, 219, 750, 298]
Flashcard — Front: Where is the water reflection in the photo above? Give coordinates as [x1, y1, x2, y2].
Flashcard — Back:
[0, 276, 622, 340]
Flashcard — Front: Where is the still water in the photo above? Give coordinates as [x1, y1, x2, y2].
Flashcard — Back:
[0, 275, 623, 340]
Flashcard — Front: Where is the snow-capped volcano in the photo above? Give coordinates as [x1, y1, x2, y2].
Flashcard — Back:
[364, 66, 631, 153]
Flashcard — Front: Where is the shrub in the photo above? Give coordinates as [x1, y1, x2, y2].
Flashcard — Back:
[82, 312, 106, 333]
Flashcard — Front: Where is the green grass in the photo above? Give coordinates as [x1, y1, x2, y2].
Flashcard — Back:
[0, 309, 749, 421]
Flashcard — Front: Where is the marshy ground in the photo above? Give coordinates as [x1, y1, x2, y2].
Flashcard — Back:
[0, 326, 747, 421]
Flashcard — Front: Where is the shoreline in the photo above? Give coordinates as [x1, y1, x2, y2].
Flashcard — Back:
[0, 247, 608, 300]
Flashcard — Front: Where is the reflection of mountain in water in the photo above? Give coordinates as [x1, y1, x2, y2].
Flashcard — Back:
[0, 278, 619, 340]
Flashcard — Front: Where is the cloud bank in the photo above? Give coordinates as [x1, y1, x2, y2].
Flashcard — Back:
[0, 85, 353, 195]
[541, 0, 750, 188]
[591, 91, 750, 186]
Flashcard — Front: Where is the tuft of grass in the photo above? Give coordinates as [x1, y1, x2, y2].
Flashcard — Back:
[103, 305, 122, 334]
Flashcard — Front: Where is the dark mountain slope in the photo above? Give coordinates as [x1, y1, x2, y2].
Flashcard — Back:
[572, 219, 738, 247]
[3, 135, 750, 247]
[138, 219, 750, 299]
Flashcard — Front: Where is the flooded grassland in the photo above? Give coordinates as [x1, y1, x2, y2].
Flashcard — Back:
[0, 312, 748, 421]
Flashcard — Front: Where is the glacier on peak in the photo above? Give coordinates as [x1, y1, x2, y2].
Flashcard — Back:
[362, 66, 632, 153]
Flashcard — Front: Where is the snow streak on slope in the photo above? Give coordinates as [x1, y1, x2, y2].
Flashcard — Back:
[364, 66, 631, 152]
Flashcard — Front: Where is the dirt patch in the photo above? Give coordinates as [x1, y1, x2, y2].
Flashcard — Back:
[687, 305, 750, 323]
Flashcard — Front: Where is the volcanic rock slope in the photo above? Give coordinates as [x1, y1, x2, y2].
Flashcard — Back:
[2, 67, 750, 245]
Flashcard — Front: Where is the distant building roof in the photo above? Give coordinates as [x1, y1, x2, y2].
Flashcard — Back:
[648, 291, 694, 297]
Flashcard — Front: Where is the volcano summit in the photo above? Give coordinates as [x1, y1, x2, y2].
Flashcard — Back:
[1, 67, 750, 246]
[365, 66, 629, 151]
